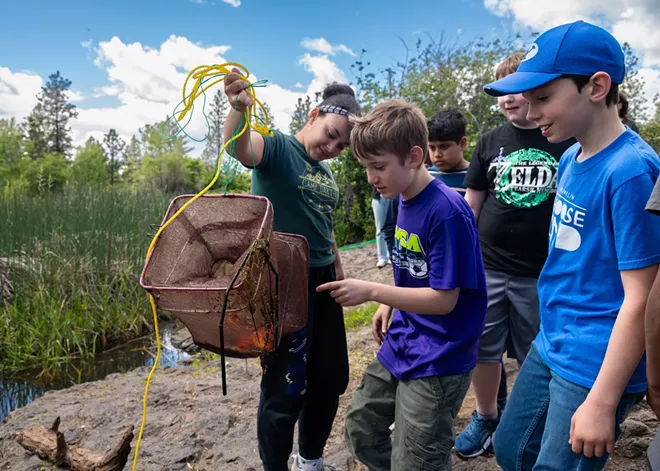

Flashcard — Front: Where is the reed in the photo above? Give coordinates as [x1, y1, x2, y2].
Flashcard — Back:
[0, 187, 174, 372]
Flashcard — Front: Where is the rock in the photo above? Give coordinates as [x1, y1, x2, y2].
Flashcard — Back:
[622, 419, 653, 438]
[617, 437, 652, 458]
[171, 328, 200, 354]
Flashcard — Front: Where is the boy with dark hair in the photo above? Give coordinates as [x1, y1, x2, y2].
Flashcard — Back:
[318, 98, 487, 470]
[485, 21, 660, 470]
[426, 109, 470, 195]
[455, 51, 575, 458]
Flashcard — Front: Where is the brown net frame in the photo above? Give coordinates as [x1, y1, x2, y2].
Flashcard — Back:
[139, 194, 309, 394]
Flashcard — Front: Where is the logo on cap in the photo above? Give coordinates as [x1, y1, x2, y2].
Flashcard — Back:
[522, 43, 539, 62]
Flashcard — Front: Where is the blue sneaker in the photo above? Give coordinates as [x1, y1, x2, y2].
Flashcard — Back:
[454, 410, 499, 458]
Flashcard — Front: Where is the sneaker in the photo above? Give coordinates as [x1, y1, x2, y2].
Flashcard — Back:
[454, 410, 499, 458]
[291, 454, 325, 471]
[376, 259, 388, 269]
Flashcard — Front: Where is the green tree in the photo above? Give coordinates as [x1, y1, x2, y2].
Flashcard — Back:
[620, 43, 646, 121]
[103, 129, 126, 185]
[71, 137, 109, 187]
[122, 135, 142, 184]
[289, 93, 320, 135]
[25, 109, 49, 159]
[258, 102, 277, 132]
[640, 96, 660, 152]
[133, 119, 195, 193]
[0, 118, 26, 186]
[24, 152, 70, 195]
[330, 148, 374, 246]
[201, 90, 228, 165]
[33, 71, 79, 156]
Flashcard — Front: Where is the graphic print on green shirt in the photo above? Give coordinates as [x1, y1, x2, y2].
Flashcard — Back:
[490, 146, 558, 208]
[250, 130, 339, 267]
[299, 162, 339, 214]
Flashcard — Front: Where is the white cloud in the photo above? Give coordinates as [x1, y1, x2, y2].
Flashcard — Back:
[0, 35, 349, 155]
[0, 67, 42, 120]
[483, 0, 660, 116]
[300, 37, 356, 57]
[222, 0, 241, 6]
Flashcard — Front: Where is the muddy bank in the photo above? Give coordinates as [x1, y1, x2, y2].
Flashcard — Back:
[1, 244, 657, 470]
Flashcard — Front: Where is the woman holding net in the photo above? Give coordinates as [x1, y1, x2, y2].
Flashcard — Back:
[223, 70, 361, 471]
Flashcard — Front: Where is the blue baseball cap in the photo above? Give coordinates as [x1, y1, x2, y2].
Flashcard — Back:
[484, 21, 625, 97]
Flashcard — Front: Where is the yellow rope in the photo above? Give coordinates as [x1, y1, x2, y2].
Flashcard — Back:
[132, 62, 271, 470]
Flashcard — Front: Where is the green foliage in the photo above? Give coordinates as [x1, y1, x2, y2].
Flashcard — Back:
[0, 187, 174, 371]
[33, 71, 79, 156]
[640, 98, 660, 153]
[620, 43, 647, 121]
[331, 148, 375, 247]
[103, 129, 126, 185]
[201, 90, 228, 165]
[258, 102, 278, 132]
[344, 302, 378, 330]
[71, 137, 109, 188]
[289, 95, 314, 135]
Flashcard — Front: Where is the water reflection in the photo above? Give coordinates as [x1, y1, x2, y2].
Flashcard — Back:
[1, 327, 189, 423]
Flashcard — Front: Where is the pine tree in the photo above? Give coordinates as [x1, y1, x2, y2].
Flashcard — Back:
[258, 102, 277, 132]
[620, 43, 646, 120]
[202, 90, 228, 165]
[33, 71, 79, 156]
[103, 129, 126, 185]
[289, 96, 313, 135]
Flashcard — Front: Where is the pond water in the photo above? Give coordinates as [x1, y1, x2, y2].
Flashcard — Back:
[0, 326, 189, 423]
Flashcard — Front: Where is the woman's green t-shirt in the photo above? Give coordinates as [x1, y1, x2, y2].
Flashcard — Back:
[250, 130, 339, 267]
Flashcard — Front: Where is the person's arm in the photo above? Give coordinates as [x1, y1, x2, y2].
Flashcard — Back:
[223, 68, 265, 167]
[463, 137, 488, 218]
[465, 189, 487, 218]
[646, 269, 660, 418]
[570, 265, 657, 457]
[317, 279, 459, 314]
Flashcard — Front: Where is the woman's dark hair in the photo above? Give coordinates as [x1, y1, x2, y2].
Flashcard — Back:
[427, 109, 467, 143]
[565, 75, 619, 107]
[318, 83, 362, 117]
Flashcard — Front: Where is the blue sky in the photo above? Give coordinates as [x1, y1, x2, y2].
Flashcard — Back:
[1, 0, 659, 155]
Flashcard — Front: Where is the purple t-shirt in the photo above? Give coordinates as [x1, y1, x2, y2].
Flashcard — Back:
[377, 178, 487, 380]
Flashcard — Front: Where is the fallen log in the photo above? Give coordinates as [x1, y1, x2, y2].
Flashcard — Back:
[16, 417, 134, 471]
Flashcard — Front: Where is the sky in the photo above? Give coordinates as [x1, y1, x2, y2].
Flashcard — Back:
[1, 0, 660, 156]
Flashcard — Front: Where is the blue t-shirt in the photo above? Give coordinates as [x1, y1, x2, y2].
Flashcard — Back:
[428, 166, 468, 196]
[377, 178, 487, 380]
[536, 130, 660, 394]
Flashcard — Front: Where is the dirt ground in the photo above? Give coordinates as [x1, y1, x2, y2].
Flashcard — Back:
[0, 244, 657, 470]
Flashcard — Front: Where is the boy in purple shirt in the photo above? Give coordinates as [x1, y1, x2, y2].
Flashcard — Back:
[318, 99, 487, 470]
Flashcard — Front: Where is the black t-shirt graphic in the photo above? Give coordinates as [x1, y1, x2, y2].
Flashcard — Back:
[464, 122, 576, 277]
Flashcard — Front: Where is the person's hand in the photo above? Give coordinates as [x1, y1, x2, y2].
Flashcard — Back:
[372, 304, 392, 345]
[569, 398, 616, 458]
[224, 67, 254, 111]
[316, 278, 374, 307]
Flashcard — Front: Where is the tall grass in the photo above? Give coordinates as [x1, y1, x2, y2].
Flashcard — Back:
[0, 187, 175, 373]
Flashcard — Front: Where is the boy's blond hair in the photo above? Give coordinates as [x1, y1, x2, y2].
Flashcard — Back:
[350, 99, 428, 166]
[496, 51, 525, 79]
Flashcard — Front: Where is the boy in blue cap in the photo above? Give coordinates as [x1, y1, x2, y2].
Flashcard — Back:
[484, 21, 660, 470]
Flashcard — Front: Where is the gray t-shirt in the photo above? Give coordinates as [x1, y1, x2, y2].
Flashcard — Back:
[647, 176, 660, 216]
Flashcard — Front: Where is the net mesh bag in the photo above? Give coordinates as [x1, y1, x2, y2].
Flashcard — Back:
[140, 194, 309, 361]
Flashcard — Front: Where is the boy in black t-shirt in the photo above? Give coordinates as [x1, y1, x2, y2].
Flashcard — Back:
[455, 52, 575, 458]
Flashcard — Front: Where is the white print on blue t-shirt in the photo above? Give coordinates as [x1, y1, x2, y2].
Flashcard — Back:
[392, 226, 428, 279]
[550, 192, 587, 252]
